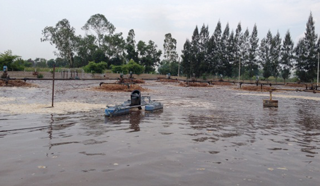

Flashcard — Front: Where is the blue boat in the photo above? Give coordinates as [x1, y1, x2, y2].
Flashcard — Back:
[145, 101, 163, 111]
[105, 103, 131, 117]
[105, 90, 163, 117]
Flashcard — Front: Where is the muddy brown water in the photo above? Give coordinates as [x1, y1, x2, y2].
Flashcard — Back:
[0, 80, 320, 186]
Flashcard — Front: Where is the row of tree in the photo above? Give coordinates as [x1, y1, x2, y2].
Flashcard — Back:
[0, 51, 70, 71]
[2, 13, 319, 82]
[41, 14, 162, 73]
[181, 13, 320, 82]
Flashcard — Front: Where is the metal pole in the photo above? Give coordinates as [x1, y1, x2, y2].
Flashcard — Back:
[178, 57, 180, 77]
[52, 64, 55, 107]
[317, 52, 319, 87]
[238, 57, 241, 84]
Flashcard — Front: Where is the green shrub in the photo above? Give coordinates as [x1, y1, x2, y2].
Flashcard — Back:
[125, 60, 144, 75]
[96, 62, 108, 70]
[121, 65, 129, 74]
[111, 65, 123, 73]
[37, 73, 44, 79]
[83, 61, 108, 73]
[202, 73, 207, 80]
[111, 60, 144, 75]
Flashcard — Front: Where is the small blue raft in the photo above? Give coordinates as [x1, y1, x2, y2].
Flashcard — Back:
[145, 101, 163, 111]
[105, 90, 163, 117]
[105, 106, 130, 116]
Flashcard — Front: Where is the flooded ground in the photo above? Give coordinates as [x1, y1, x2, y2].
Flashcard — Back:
[0, 80, 320, 186]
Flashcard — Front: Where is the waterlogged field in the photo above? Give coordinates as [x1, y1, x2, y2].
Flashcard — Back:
[0, 80, 320, 186]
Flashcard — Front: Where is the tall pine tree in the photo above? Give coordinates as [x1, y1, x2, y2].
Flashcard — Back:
[241, 28, 250, 77]
[259, 30, 273, 79]
[199, 24, 210, 75]
[247, 24, 259, 78]
[221, 23, 232, 77]
[212, 21, 223, 75]
[232, 23, 243, 77]
[280, 30, 294, 82]
[295, 12, 319, 81]
[271, 32, 282, 79]
[191, 26, 200, 77]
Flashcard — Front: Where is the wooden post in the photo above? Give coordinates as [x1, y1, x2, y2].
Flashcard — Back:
[52, 64, 55, 107]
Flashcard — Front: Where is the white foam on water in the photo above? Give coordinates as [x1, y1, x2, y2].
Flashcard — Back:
[0, 97, 16, 102]
[237, 93, 320, 101]
[164, 99, 214, 109]
[0, 101, 105, 114]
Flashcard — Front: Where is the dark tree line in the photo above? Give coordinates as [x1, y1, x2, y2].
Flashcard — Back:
[181, 13, 320, 82]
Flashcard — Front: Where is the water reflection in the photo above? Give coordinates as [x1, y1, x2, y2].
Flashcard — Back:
[295, 100, 320, 156]
[128, 110, 142, 132]
[181, 96, 320, 159]
[104, 110, 164, 133]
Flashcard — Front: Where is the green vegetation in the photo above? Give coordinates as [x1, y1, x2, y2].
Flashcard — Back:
[111, 59, 144, 75]
[37, 73, 44, 79]
[180, 13, 320, 82]
[40, 14, 161, 72]
[1, 13, 319, 83]
[157, 60, 180, 76]
[83, 61, 108, 73]
[0, 50, 23, 71]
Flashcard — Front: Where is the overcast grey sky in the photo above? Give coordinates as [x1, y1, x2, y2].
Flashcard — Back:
[0, 0, 319, 60]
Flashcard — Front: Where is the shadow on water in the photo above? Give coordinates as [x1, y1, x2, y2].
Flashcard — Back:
[104, 110, 164, 132]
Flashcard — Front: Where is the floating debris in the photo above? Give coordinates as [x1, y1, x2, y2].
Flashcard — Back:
[196, 168, 206, 171]
[277, 167, 288, 170]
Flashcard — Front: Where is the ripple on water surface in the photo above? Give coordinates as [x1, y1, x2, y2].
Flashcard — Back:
[0, 83, 319, 186]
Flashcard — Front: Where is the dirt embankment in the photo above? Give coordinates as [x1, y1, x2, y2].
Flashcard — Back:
[179, 82, 212, 87]
[157, 79, 179, 83]
[239, 86, 275, 92]
[93, 84, 147, 92]
[0, 80, 37, 87]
